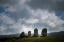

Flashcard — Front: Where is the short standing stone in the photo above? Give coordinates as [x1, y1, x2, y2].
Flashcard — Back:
[20, 32, 25, 38]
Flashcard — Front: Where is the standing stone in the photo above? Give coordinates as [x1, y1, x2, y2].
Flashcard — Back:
[34, 28, 38, 37]
[28, 31, 31, 36]
[41, 28, 47, 37]
[20, 32, 25, 38]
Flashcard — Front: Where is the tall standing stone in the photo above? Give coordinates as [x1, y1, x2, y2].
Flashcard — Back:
[41, 28, 47, 37]
[34, 28, 38, 37]
[28, 31, 31, 36]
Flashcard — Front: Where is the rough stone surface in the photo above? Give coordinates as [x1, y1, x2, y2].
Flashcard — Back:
[28, 31, 31, 36]
[20, 32, 25, 38]
[41, 28, 47, 37]
[34, 28, 38, 37]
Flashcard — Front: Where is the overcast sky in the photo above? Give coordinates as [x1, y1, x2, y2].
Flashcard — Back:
[0, 0, 64, 35]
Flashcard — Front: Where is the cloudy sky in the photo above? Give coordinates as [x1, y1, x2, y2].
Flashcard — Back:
[0, 0, 64, 35]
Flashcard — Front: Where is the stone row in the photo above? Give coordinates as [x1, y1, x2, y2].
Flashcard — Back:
[20, 28, 47, 38]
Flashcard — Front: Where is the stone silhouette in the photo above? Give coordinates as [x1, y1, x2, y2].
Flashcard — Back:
[20, 28, 47, 38]
[28, 31, 31, 36]
[34, 28, 38, 37]
[20, 32, 25, 38]
[41, 28, 47, 37]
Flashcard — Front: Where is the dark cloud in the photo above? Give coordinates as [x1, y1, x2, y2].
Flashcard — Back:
[27, 0, 64, 12]
[0, 0, 19, 5]
[9, 9, 31, 21]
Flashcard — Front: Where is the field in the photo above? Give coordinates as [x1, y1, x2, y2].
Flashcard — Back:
[3, 37, 64, 42]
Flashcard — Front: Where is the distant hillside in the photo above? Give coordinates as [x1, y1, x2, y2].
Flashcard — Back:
[0, 33, 20, 38]
[48, 31, 64, 37]
[0, 31, 64, 38]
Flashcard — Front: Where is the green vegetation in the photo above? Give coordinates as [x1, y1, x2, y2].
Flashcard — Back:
[4, 37, 64, 42]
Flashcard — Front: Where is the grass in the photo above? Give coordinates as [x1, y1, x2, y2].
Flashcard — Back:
[5, 37, 64, 42]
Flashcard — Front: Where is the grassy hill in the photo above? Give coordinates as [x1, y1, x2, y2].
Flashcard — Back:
[4, 37, 64, 42]
[0, 31, 64, 42]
